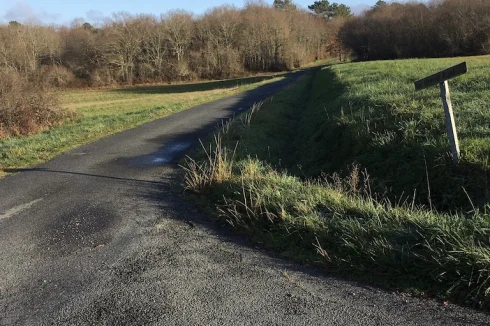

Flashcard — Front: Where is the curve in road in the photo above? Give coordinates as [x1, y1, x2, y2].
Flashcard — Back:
[0, 69, 489, 325]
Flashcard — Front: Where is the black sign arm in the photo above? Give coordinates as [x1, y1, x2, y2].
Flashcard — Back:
[414, 62, 467, 91]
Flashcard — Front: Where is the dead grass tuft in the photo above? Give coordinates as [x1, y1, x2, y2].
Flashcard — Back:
[181, 134, 236, 192]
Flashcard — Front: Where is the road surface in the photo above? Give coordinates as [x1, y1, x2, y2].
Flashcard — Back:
[1, 70, 489, 325]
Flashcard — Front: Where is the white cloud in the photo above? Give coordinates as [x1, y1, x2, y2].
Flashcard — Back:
[85, 9, 105, 23]
[2, 2, 60, 24]
[351, 4, 371, 16]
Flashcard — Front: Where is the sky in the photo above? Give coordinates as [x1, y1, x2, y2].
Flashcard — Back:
[0, 0, 381, 26]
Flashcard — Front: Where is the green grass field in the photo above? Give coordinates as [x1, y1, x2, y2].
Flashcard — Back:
[0, 74, 284, 173]
[296, 56, 490, 210]
[183, 56, 490, 308]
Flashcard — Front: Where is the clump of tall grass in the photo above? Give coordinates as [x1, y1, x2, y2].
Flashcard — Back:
[240, 101, 263, 126]
[182, 100, 266, 191]
[181, 134, 236, 192]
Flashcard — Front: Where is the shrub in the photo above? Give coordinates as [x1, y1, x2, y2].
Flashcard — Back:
[39, 65, 77, 88]
[0, 71, 67, 137]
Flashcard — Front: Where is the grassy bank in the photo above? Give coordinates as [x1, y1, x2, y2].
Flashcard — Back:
[182, 62, 490, 308]
[297, 56, 490, 211]
[0, 74, 283, 171]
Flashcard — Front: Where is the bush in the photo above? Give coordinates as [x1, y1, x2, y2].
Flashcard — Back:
[39, 65, 77, 88]
[89, 68, 116, 87]
[0, 71, 67, 137]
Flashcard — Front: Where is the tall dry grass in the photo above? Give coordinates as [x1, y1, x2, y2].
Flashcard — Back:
[181, 135, 237, 192]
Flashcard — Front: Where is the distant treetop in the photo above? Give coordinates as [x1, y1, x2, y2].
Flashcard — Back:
[273, 0, 297, 11]
[372, 0, 387, 10]
[308, 1, 352, 19]
[82, 22, 96, 32]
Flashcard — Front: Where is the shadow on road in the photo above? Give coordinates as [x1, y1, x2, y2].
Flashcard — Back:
[2, 168, 168, 186]
[109, 73, 289, 95]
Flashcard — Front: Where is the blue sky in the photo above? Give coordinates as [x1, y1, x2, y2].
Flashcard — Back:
[0, 0, 383, 25]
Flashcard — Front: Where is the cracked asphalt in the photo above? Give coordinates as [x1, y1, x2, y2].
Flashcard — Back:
[1, 71, 489, 325]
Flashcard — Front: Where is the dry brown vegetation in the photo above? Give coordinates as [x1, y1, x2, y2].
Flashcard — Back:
[0, 3, 329, 88]
[0, 71, 66, 137]
[340, 0, 490, 60]
[0, 2, 330, 137]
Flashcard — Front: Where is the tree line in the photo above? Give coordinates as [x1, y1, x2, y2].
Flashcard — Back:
[6, 0, 489, 136]
[0, 3, 331, 87]
[2, 0, 488, 92]
[340, 0, 490, 61]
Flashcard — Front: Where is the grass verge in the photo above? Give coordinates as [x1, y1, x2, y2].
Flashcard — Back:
[182, 65, 490, 309]
[0, 74, 284, 170]
[295, 56, 490, 211]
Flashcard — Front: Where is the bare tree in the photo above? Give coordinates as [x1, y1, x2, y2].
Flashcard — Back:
[195, 6, 241, 78]
[104, 12, 145, 84]
[162, 10, 194, 79]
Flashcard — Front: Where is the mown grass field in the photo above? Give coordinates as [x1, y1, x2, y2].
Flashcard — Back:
[183, 56, 490, 308]
[0, 74, 284, 173]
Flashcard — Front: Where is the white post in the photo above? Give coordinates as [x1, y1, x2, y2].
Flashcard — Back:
[439, 80, 460, 164]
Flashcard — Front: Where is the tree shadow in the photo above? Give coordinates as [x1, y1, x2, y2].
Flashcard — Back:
[2, 167, 168, 186]
[281, 67, 490, 211]
[110, 73, 290, 95]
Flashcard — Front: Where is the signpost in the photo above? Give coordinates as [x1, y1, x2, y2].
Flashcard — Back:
[414, 62, 467, 164]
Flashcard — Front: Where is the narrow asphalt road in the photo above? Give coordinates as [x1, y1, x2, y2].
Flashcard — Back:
[1, 70, 489, 325]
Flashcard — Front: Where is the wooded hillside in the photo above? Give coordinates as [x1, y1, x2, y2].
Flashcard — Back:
[340, 0, 490, 60]
[0, 3, 328, 87]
